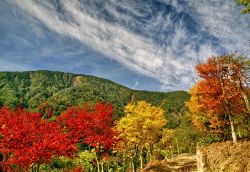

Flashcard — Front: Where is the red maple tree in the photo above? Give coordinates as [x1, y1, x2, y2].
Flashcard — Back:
[0, 107, 77, 171]
[57, 102, 117, 151]
[57, 102, 117, 172]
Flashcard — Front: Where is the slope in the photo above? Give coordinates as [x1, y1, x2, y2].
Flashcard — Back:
[0, 70, 189, 118]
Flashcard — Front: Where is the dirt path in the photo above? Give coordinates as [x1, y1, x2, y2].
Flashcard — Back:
[142, 154, 197, 172]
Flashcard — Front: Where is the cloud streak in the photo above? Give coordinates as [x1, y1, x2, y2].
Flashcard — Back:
[7, 0, 250, 91]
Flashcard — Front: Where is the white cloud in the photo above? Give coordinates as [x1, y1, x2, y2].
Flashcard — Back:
[7, 0, 249, 91]
[132, 81, 139, 89]
[187, 0, 250, 55]
[0, 57, 34, 71]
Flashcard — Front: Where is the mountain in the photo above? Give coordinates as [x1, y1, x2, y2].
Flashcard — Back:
[0, 70, 189, 120]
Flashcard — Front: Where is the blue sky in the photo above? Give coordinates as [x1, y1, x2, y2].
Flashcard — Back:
[0, 0, 249, 91]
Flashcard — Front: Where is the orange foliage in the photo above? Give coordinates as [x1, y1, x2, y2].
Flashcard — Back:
[187, 55, 248, 135]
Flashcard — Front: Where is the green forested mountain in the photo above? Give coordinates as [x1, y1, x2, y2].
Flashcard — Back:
[0, 70, 190, 119]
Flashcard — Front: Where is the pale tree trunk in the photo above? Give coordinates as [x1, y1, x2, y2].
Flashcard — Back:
[228, 114, 237, 143]
[220, 80, 237, 143]
[176, 138, 180, 154]
[242, 92, 250, 114]
[96, 158, 100, 172]
[239, 86, 250, 115]
[101, 161, 104, 172]
[225, 103, 237, 143]
[139, 152, 143, 169]
[131, 158, 135, 172]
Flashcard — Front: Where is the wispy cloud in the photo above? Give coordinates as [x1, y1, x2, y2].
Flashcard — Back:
[6, 0, 250, 91]
[0, 57, 34, 71]
[187, 1, 249, 55]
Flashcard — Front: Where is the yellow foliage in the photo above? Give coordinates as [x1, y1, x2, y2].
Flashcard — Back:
[115, 101, 167, 152]
[186, 84, 208, 131]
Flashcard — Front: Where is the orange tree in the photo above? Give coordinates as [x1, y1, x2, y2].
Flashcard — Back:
[187, 54, 249, 143]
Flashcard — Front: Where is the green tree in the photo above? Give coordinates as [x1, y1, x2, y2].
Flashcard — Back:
[236, 0, 250, 14]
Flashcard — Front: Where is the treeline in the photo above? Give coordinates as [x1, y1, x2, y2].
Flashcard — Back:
[0, 70, 189, 122]
[0, 101, 193, 172]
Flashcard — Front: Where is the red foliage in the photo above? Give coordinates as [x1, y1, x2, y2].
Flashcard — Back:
[0, 107, 77, 170]
[57, 102, 117, 151]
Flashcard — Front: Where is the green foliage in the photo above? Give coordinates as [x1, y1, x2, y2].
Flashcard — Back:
[236, 0, 250, 14]
[0, 71, 196, 171]
[0, 71, 189, 121]
[74, 151, 96, 170]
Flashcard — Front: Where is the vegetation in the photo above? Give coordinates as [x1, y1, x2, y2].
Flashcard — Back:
[0, 70, 192, 171]
[0, 107, 76, 172]
[187, 54, 250, 143]
[236, 0, 250, 14]
[115, 101, 167, 170]
[0, 71, 189, 120]
[0, 55, 249, 172]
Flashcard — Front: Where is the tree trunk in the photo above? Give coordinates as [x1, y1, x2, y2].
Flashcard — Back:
[139, 153, 143, 169]
[31, 165, 35, 172]
[101, 161, 104, 172]
[240, 89, 250, 115]
[36, 163, 40, 172]
[131, 158, 135, 172]
[96, 158, 100, 172]
[149, 144, 154, 160]
[176, 138, 180, 154]
[220, 79, 238, 143]
[228, 114, 237, 143]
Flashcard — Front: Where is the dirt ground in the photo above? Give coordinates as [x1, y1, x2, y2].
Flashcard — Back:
[203, 140, 250, 172]
[142, 153, 197, 172]
[142, 140, 250, 172]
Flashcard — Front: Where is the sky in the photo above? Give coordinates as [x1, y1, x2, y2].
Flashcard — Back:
[0, 0, 249, 91]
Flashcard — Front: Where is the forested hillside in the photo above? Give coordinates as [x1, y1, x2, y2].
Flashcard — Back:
[0, 70, 189, 119]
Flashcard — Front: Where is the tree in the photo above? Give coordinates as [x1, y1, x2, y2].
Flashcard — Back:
[57, 102, 117, 172]
[187, 84, 229, 134]
[236, 0, 250, 14]
[0, 107, 77, 172]
[189, 55, 249, 143]
[114, 101, 167, 170]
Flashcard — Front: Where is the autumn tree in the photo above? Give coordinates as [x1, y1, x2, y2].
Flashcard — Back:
[188, 54, 249, 143]
[57, 102, 117, 172]
[187, 84, 229, 135]
[114, 101, 167, 170]
[0, 107, 77, 172]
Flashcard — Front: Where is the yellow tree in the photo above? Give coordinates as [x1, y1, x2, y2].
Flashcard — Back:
[114, 101, 167, 170]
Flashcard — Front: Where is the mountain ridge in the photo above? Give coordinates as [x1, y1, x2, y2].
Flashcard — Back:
[0, 70, 189, 119]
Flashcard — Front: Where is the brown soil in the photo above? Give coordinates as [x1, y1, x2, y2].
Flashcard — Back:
[142, 153, 197, 172]
[203, 140, 250, 172]
[142, 140, 250, 172]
